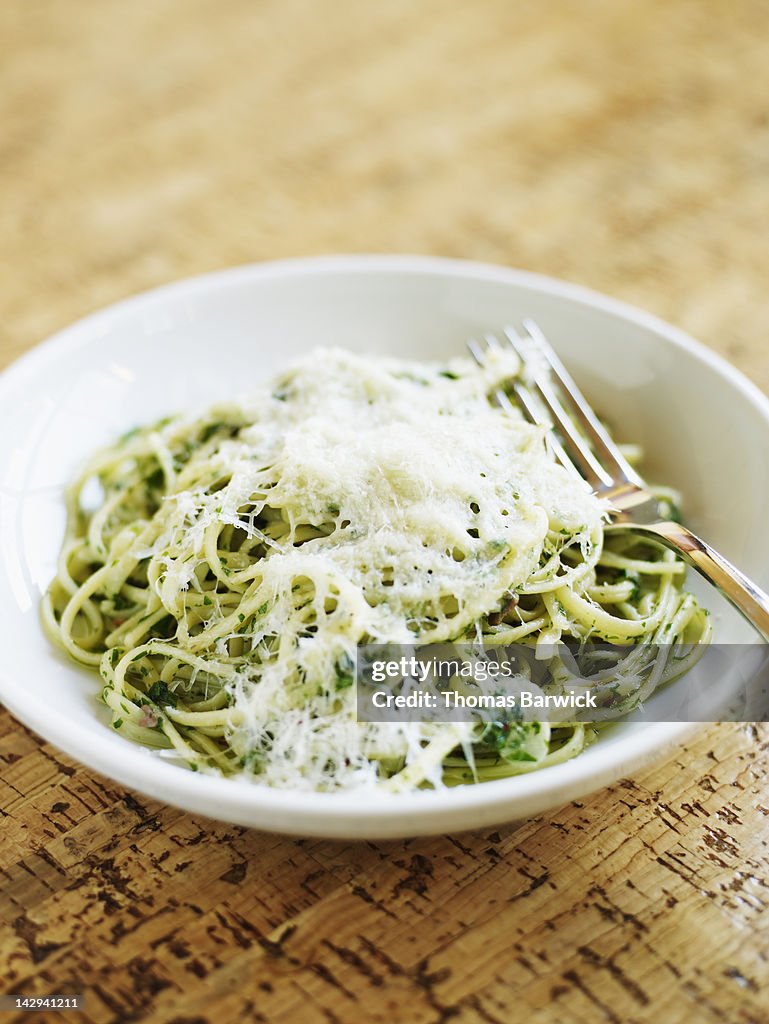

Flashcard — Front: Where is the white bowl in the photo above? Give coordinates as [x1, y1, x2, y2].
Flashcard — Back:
[0, 255, 766, 838]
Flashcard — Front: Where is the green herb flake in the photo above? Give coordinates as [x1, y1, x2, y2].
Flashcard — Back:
[147, 681, 178, 708]
[334, 653, 355, 691]
[146, 467, 165, 491]
[201, 421, 225, 443]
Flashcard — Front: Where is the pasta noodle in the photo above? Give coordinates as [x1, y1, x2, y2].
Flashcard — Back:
[43, 348, 710, 791]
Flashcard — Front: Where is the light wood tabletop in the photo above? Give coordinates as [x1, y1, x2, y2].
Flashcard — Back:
[1, 2, 767, 1022]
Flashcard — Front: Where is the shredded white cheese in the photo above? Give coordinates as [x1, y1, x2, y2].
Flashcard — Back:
[139, 348, 607, 789]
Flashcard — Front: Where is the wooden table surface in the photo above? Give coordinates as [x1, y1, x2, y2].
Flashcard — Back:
[1, 2, 768, 1021]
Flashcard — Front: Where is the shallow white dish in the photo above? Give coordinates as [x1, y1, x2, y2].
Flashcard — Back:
[1, 255, 766, 838]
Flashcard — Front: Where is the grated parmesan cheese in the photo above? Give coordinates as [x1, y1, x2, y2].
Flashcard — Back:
[140, 348, 608, 789]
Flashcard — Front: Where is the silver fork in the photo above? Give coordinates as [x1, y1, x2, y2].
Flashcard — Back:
[468, 321, 769, 643]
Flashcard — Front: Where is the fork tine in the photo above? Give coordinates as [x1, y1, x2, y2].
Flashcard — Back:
[508, 376, 584, 480]
[502, 331, 616, 490]
[516, 320, 644, 487]
[467, 337, 580, 479]
[466, 338, 488, 366]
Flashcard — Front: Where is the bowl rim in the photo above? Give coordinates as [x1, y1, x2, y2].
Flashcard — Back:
[1, 253, 767, 837]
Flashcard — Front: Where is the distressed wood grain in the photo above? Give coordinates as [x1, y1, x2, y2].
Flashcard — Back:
[1, 1, 768, 1021]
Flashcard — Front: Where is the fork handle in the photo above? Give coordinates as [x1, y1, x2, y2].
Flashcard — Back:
[626, 520, 769, 643]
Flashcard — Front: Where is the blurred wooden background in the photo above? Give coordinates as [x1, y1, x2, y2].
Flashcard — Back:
[1, 1, 768, 1022]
